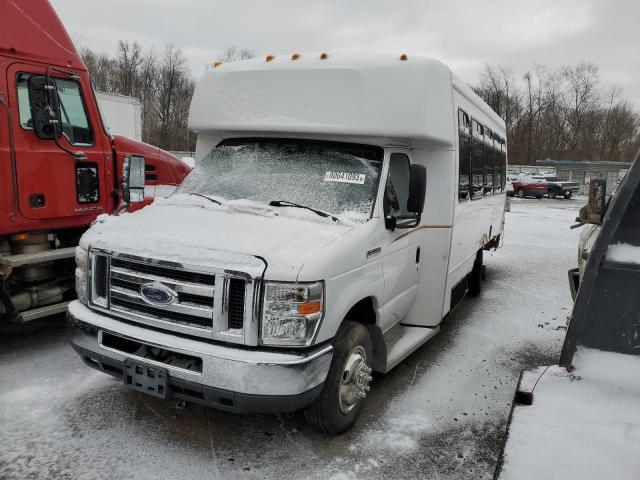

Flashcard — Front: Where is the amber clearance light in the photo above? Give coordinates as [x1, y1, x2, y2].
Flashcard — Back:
[299, 301, 322, 315]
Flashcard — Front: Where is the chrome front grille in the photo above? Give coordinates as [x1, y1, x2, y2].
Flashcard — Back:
[89, 251, 256, 344]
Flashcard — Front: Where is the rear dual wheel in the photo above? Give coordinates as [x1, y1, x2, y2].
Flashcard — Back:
[304, 321, 373, 435]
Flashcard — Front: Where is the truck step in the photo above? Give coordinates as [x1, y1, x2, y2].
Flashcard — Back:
[14, 300, 72, 323]
[384, 323, 439, 372]
[0, 246, 75, 267]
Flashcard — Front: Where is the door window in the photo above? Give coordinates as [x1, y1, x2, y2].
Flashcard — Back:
[16, 73, 93, 145]
[384, 153, 411, 217]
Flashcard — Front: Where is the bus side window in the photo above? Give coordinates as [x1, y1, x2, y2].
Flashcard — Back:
[484, 128, 494, 195]
[458, 109, 471, 201]
[494, 136, 504, 194]
[502, 140, 507, 190]
[471, 120, 484, 200]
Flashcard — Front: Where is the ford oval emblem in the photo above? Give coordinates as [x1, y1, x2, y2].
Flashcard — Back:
[140, 282, 176, 305]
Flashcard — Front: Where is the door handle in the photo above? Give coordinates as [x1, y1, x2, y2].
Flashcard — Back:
[416, 247, 421, 264]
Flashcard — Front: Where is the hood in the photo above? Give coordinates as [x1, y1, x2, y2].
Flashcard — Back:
[112, 135, 191, 183]
[82, 195, 353, 280]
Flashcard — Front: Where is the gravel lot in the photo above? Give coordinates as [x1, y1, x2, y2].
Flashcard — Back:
[0, 198, 582, 480]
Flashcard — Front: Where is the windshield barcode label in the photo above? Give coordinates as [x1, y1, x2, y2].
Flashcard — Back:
[324, 172, 366, 184]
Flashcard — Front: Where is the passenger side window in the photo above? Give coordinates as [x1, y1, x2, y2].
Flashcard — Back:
[16, 73, 93, 145]
[484, 129, 494, 195]
[502, 140, 508, 189]
[384, 153, 411, 217]
[494, 137, 505, 193]
[471, 120, 484, 200]
[458, 109, 471, 201]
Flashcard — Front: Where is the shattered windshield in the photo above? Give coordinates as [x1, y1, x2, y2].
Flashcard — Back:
[175, 139, 383, 224]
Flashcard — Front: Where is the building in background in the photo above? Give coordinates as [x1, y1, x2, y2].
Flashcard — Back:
[535, 160, 632, 194]
[507, 165, 556, 175]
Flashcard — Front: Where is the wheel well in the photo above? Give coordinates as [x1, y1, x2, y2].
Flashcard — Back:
[342, 297, 386, 372]
[344, 297, 376, 325]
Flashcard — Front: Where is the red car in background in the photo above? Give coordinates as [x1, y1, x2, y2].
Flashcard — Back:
[507, 174, 548, 199]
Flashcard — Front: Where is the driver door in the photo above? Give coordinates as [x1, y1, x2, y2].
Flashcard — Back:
[381, 151, 422, 329]
[8, 63, 108, 221]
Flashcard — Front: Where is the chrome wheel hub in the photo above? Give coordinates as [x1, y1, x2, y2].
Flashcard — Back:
[338, 346, 373, 414]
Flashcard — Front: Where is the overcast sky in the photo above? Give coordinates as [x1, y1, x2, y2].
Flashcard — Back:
[51, 0, 639, 106]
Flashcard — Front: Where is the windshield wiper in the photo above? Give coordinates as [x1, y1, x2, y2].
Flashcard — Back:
[189, 193, 223, 205]
[268, 200, 339, 223]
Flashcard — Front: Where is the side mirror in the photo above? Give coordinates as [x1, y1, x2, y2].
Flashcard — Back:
[407, 164, 427, 214]
[27, 75, 62, 140]
[122, 155, 145, 204]
[571, 178, 606, 229]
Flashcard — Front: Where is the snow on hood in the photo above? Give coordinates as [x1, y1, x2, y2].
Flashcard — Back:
[82, 195, 353, 280]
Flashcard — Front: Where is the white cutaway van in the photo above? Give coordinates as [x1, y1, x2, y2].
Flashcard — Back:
[69, 54, 507, 434]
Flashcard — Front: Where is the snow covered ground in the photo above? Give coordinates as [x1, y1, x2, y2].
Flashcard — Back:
[500, 349, 640, 480]
[0, 198, 582, 480]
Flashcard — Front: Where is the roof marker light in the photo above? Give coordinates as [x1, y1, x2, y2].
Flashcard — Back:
[266, 55, 275, 62]
[400, 54, 408, 61]
[320, 52, 329, 60]
[213, 61, 223, 68]
[291, 53, 301, 60]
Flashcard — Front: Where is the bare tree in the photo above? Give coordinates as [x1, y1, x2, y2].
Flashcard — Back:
[218, 45, 256, 63]
[80, 42, 640, 163]
[473, 62, 640, 165]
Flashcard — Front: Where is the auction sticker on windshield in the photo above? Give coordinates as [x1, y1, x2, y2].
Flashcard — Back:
[324, 172, 366, 185]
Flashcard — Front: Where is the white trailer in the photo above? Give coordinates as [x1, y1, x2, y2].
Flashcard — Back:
[69, 54, 507, 434]
[95, 92, 142, 141]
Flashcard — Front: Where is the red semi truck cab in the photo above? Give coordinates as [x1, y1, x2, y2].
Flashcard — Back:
[0, 0, 190, 322]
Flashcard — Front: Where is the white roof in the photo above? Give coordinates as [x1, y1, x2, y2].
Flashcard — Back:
[189, 54, 485, 148]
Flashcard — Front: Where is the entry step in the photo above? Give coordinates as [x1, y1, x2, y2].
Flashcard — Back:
[15, 300, 72, 323]
[0, 246, 75, 267]
[384, 323, 439, 372]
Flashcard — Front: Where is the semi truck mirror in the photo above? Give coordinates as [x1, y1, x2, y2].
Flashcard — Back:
[407, 164, 426, 214]
[122, 155, 145, 204]
[572, 178, 607, 228]
[27, 75, 62, 140]
[587, 178, 607, 223]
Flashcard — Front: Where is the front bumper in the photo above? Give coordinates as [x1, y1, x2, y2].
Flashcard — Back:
[67, 301, 333, 413]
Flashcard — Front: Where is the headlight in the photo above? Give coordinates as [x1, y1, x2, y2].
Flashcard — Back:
[75, 246, 88, 304]
[261, 281, 323, 346]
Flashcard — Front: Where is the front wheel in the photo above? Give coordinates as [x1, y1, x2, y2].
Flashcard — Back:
[563, 191, 572, 199]
[304, 321, 373, 435]
[517, 188, 525, 198]
[549, 190, 557, 199]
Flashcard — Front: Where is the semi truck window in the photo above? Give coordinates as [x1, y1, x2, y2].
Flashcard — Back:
[458, 109, 471, 201]
[16, 73, 93, 146]
[384, 153, 411, 217]
[16, 77, 32, 128]
[471, 120, 484, 200]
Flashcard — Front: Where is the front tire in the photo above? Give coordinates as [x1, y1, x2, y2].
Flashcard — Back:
[563, 191, 572, 199]
[517, 188, 525, 198]
[549, 190, 557, 199]
[304, 321, 373, 435]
